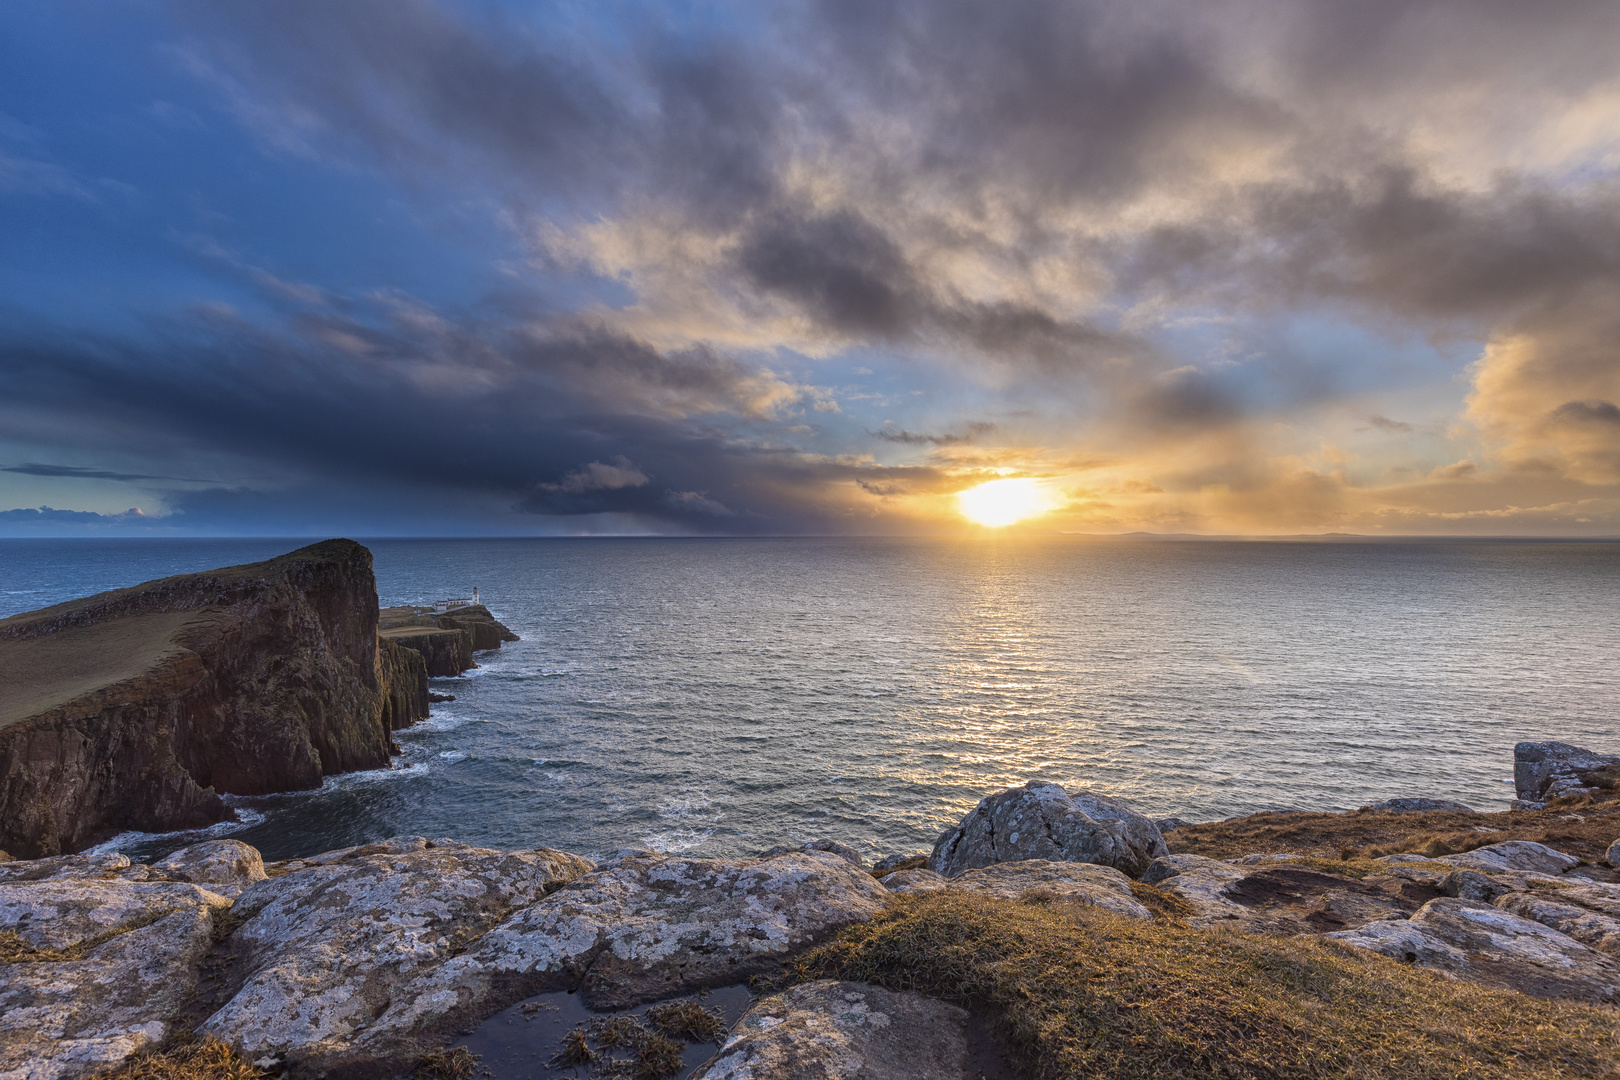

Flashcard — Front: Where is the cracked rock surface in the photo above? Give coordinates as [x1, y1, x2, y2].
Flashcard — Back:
[691, 980, 976, 1080]
[929, 782, 1167, 879]
[199, 838, 593, 1072]
[1328, 897, 1620, 1002]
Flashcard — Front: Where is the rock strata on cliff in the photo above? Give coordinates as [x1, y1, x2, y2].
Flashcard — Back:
[0, 540, 430, 858]
[378, 603, 519, 677]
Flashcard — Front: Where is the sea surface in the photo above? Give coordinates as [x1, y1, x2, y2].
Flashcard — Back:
[2, 536, 1617, 864]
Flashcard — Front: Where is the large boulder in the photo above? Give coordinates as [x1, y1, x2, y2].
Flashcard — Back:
[199, 840, 593, 1073]
[929, 783, 1167, 879]
[1328, 897, 1620, 1003]
[692, 981, 982, 1080]
[1514, 741, 1620, 809]
[1495, 891, 1620, 958]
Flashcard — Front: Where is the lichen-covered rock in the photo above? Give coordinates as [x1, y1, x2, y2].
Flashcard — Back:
[1328, 897, 1620, 1003]
[1361, 798, 1475, 813]
[879, 868, 947, 895]
[946, 859, 1151, 919]
[0, 879, 232, 952]
[1139, 854, 1252, 924]
[760, 839, 867, 870]
[336, 849, 889, 1073]
[929, 783, 1166, 879]
[1494, 890, 1620, 958]
[1514, 741, 1620, 809]
[0, 852, 134, 884]
[199, 841, 592, 1071]
[151, 840, 266, 888]
[1435, 841, 1580, 876]
[692, 981, 976, 1080]
[0, 884, 230, 1079]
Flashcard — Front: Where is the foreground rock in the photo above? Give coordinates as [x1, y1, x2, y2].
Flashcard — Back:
[692, 981, 980, 1080]
[0, 841, 249, 1080]
[930, 783, 1167, 879]
[0, 540, 431, 858]
[206, 847, 888, 1074]
[1142, 854, 1438, 934]
[1514, 741, 1620, 809]
[1328, 897, 1620, 1002]
[200, 838, 591, 1073]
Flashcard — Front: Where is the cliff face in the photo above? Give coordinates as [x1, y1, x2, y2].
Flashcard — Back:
[378, 603, 519, 677]
[0, 540, 429, 859]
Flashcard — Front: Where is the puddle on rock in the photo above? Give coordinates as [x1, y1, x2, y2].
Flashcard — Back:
[455, 984, 754, 1079]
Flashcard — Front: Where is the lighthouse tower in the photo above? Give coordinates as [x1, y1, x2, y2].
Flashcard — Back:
[473, 586, 480, 606]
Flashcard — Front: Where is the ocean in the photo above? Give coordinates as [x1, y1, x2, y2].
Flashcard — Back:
[2, 536, 1616, 864]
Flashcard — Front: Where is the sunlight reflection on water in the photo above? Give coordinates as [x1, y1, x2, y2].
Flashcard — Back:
[5, 536, 1617, 863]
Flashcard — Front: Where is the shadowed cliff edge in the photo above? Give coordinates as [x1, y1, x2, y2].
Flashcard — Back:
[0, 540, 435, 859]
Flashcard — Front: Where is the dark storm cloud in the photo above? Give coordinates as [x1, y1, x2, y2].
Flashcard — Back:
[0, 463, 213, 483]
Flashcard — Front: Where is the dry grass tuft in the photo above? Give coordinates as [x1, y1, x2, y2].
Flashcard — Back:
[645, 997, 727, 1043]
[799, 890, 1620, 1080]
[413, 1045, 478, 1080]
[98, 1038, 265, 1080]
[1127, 881, 1196, 921]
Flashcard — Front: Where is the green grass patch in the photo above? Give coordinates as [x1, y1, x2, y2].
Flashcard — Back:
[798, 891, 1620, 1079]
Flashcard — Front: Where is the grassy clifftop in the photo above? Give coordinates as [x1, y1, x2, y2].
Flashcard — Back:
[802, 889, 1620, 1079]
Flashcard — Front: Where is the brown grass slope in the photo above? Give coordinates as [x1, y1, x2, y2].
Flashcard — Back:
[1168, 793, 1620, 867]
[800, 891, 1620, 1080]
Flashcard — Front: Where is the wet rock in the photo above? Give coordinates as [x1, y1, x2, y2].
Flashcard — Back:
[1361, 798, 1476, 813]
[879, 868, 948, 895]
[929, 783, 1167, 879]
[151, 840, 267, 888]
[946, 859, 1151, 920]
[692, 980, 976, 1080]
[1514, 741, 1620, 810]
[760, 840, 867, 870]
[0, 903, 224, 1080]
[1328, 897, 1620, 1003]
[1435, 841, 1581, 876]
[1495, 890, 1620, 958]
[199, 842, 593, 1072]
[0, 879, 232, 952]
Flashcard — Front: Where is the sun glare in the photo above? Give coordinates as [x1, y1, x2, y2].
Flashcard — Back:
[957, 478, 1048, 527]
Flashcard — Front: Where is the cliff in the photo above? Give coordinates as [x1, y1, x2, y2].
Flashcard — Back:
[0, 540, 429, 858]
[377, 603, 519, 677]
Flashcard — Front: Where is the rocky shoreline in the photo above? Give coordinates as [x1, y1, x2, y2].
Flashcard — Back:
[3, 740, 1620, 1079]
[0, 541, 517, 861]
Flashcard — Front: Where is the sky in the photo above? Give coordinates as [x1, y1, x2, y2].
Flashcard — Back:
[2, 0, 1619, 537]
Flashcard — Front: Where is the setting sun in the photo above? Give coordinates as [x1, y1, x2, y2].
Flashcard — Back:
[957, 478, 1049, 527]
